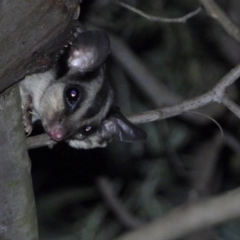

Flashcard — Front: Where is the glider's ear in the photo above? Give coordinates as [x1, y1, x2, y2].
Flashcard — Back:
[102, 108, 147, 142]
[68, 30, 110, 73]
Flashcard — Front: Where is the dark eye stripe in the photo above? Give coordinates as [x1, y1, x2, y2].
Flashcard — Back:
[81, 80, 110, 119]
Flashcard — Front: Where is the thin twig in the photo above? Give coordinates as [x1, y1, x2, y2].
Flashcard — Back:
[116, 1, 202, 23]
[114, 187, 240, 240]
[189, 111, 224, 136]
[26, 63, 240, 149]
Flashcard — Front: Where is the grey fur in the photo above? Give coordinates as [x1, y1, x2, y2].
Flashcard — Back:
[20, 30, 146, 149]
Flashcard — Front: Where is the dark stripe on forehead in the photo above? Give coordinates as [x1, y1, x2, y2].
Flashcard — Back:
[66, 69, 102, 83]
[81, 80, 112, 120]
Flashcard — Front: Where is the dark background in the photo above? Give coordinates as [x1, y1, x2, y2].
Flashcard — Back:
[30, 1, 240, 239]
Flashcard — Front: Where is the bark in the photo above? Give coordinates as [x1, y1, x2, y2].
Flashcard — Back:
[0, 0, 80, 92]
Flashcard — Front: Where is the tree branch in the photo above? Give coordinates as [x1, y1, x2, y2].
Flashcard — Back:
[116, 1, 202, 23]
[26, 62, 240, 148]
[109, 34, 224, 123]
[113, 188, 240, 240]
[129, 62, 240, 124]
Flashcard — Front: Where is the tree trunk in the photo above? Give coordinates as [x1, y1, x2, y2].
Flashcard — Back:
[0, 0, 80, 239]
[0, 86, 38, 239]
